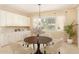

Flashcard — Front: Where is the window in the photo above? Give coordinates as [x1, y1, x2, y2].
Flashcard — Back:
[33, 15, 65, 32]
[33, 16, 56, 31]
[41, 16, 56, 31]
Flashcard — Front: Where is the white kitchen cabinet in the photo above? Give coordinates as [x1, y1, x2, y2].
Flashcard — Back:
[25, 17, 30, 26]
[0, 10, 7, 26]
[17, 15, 25, 26]
[0, 10, 30, 26]
[11, 14, 19, 26]
[22, 16, 30, 26]
[6, 12, 15, 26]
[16, 15, 30, 26]
[0, 31, 31, 47]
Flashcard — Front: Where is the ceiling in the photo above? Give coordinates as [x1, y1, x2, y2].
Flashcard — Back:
[0, 4, 78, 16]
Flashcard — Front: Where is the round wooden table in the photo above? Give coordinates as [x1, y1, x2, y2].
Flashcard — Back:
[24, 36, 52, 54]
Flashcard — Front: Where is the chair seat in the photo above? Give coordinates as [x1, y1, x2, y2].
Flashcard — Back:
[45, 40, 63, 54]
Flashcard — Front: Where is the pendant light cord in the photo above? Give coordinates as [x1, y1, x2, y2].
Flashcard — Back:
[38, 4, 41, 18]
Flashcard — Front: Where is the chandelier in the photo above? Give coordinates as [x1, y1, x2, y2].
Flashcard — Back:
[32, 4, 44, 35]
[38, 4, 41, 18]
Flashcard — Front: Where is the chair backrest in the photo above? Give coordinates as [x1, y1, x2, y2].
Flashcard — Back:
[45, 40, 64, 54]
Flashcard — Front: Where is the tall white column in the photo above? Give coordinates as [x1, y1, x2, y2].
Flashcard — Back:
[77, 7, 79, 47]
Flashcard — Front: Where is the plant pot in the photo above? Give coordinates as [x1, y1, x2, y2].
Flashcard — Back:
[67, 39, 73, 44]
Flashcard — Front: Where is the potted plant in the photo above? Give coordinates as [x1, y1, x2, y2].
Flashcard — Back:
[64, 23, 75, 44]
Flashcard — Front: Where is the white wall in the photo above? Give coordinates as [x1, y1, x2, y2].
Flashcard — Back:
[56, 15, 66, 31]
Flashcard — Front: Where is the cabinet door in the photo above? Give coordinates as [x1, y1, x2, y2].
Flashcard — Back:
[25, 17, 30, 26]
[16, 15, 30, 26]
[0, 10, 7, 26]
[21, 16, 30, 26]
[6, 12, 15, 26]
[17, 15, 24, 26]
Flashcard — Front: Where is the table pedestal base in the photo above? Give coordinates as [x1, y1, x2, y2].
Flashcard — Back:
[34, 49, 43, 54]
[34, 43, 43, 54]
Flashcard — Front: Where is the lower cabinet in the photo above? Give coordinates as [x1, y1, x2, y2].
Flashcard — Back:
[0, 31, 31, 47]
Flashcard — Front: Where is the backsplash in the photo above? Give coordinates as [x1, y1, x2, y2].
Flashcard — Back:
[0, 27, 31, 33]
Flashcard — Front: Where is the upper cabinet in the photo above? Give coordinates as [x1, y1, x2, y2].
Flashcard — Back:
[0, 10, 30, 26]
[16, 15, 30, 26]
[0, 10, 7, 26]
[6, 12, 15, 26]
